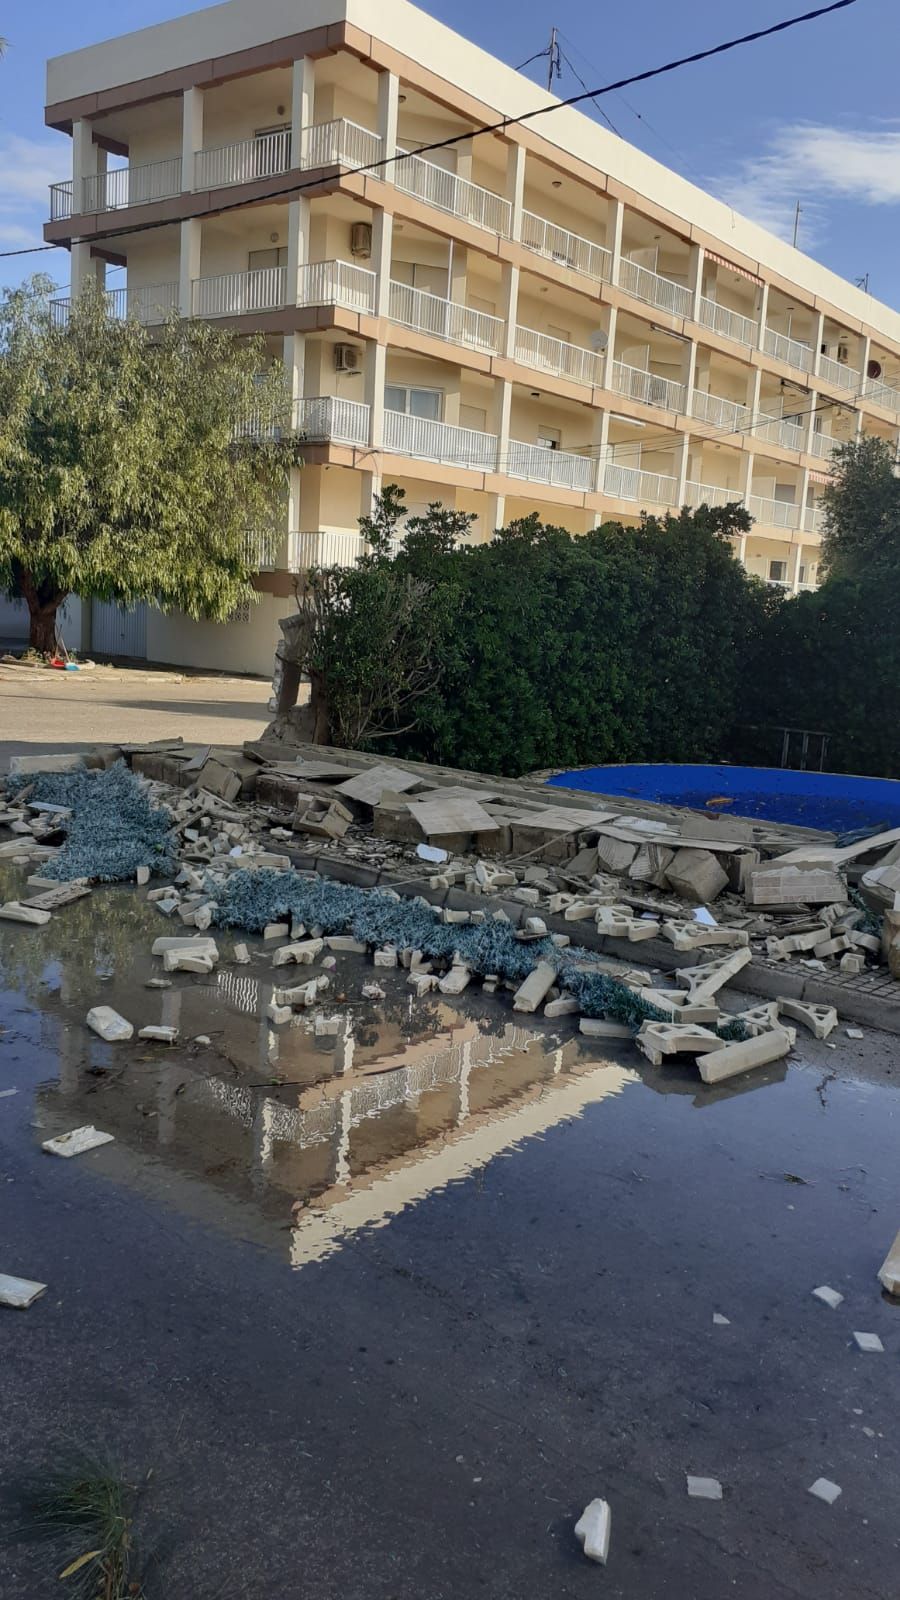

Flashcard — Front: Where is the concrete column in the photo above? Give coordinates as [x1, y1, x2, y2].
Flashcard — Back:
[757, 282, 770, 351]
[70, 243, 105, 299]
[360, 469, 383, 518]
[447, 240, 467, 306]
[376, 69, 399, 177]
[456, 137, 473, 183]
[689, 243, 704, 324]
[805, 389, 819, 456]
[72, 119, 100, 213]
[591, 407, 609, 495]
[371, 208, 393, 317]
[737, 531, 748, 566]
[365, 342, 387, 448]
[505, 141, 526, 240]
[811, 311, 825, 378]
[608, 198, 624, 287]
[487, 492, 505, 536]
[739, 449, 755, 505]
[683, 338, 698, 406]
[859, 333, 871, 404]
[603, 304, 618, 389]
[500, 263, 519, 358]
[291, 56, 316, 167]
[182, 87, 204, 193]
[675, 432, 690, 505]
[179, 217, 201, 317]
[788, 537, 804, 594]
[746, 364, 762, 430]
[286, 196, 311, 307]
[283, 331, 306, 414]
[493, 379, 512, 476]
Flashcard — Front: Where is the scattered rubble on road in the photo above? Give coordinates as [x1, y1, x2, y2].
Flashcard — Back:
[575, 1498, 612, 1564]
[2, 736, 899, 1088]
[877, 1230, 900, 1298]
[808, 1478, 842, 1506]
[41, 1125, 115, 1158]
[0, 1273, 48, 1309]
[686, 1477, 723, 1501]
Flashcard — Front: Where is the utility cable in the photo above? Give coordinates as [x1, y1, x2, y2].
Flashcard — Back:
[0, 0, 856, 259]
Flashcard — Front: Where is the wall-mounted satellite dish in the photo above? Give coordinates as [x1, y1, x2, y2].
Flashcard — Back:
[589, 329, 609, 353]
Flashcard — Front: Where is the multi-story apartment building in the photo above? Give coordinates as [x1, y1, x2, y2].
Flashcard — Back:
[37, 0, 900, 674]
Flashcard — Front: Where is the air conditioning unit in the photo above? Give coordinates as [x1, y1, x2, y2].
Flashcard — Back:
[350, 221, 372, 259]
[334, 343, 361, 373]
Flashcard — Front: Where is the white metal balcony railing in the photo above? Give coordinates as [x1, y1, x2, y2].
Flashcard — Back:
[683, 479, 744, 510]
[49, 281, 179, 328]
[617, 257, 693, 320]
[83, 157, 182, 213]
[394, 149, 512, 237]
[611, 360, 686, 413]
[294, 396, 370, 446]
[508, 439, 595, 493]
[803, 502, 827, 534]
[195, 130, 292, 190]
[298, 259, 376, 313]
[520, 211, 612, 283]
[747, 494, 801, 530]
[818, 352, 860, 392]
[389, 281, 504, 352]
[696, 295, 759, 347]
[753, 412, 807, 453]
[289, 530, 365, 570]
[383, 409, 499, 472]
[241, 529, 283, 570]
[603, 463, 677, 504]
[807, 431, 837, 461]
[300, 118, 382, 172]
[864, 377, 900, 413]
[763, 326, 814, 373]
[49, 180, 74, 221]
[514, 325, 604, 387]
[689, 388, 752, 433]
[192, 265, 287, 318]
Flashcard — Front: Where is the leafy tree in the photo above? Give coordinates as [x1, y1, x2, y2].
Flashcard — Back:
[821, 434, 900, 581]
[0, 276, 293, 652]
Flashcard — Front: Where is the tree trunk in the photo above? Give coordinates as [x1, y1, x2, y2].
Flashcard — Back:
[16, 568, 69, 656]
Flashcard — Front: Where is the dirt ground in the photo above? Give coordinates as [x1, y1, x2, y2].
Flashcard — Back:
[0, 662, 270, 772]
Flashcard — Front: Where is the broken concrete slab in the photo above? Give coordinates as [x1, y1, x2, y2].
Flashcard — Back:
[407, 794, 500, 841]
[0, 901, 52, 926]
[595, 835, 638, 875]
[86, 1006, 133, 1042]
[675, 947, 752, 1002]
[877, 1230, 900, 1298]
[579, 1018, 633, 1039]
[20, 883, 91, 912]
[439, 963, 472, 996]
[696, 1027, 792, 1084]
[162, 950, 215, 974]
[812, 1286, 844, 1310]
[747, 865, 845, 907]
[194, 758, 242, 802]
[0, 1273, 48, 1309]
[335, 764, 425, 806]
[808, 1479, 842, 1506]
[852, 1331, 884, 1353]
[8, 752, 85, 776]
[574, 1499, 611, 1565]
[42, 1125, 115, 1158]
[272, 938, 324, 967]
[512, 962, 558, 1013]
[662, 920, 749, 953]
[138, 1025, 179, 1043]
[665, 849, 729, 904]
[636, 1021, 725, 1066]
[544, 994, 579, 1018]
[777, 998, 838, 1040]
[686, 1476, 722, 1501]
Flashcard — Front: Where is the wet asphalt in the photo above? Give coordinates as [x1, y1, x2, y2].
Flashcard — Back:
[1, 873, 899, 1599]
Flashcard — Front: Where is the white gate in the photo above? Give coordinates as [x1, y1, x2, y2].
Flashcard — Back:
[91, 599, 148, 658]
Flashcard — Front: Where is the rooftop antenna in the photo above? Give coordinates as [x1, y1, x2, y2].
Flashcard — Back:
[547, 26, 561, 92]
[792, 200, 802, 248]
[855, 272, 870, 293]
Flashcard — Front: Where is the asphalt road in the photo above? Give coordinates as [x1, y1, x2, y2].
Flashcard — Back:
[1, 891, 898, 1599]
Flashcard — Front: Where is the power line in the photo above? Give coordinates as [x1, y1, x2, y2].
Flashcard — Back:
[3, 0, 855, 260]
[556, 46, 622, 138]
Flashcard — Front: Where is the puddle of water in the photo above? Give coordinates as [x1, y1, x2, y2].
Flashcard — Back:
[0, 862, 643, 1263]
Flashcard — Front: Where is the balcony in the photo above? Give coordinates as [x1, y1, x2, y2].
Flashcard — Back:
[241, 529, 283, 570]
[747, 494, 801, 530]
[83, 158, 182, 213]
[394, 149, 512, 237]
[300, 118, 382, 171]
[617, 257, 693, 320]
[49, 281, 179, 328]
[192, 266, 287, 317]
[611, 360, 686, 413]
[388, 280, 503, 352]
[818, 352, 860, 392]
[298, 259, 376, 313]
[696, 295, 758, 346]
[683, 480, 744, 510]
[514, 325, 604, 386]
[753, 412, 807, 453]
[49, 180, 74, 221]
[808, 432, 837, 462]
[763, 326, 814, 373]
[802, 502, 827, 534]
[520, 211, 612, 283]
[603, 463, 677, 504]
[383, 409, 498, 471]
[196, 130, 291, 190]
[295, 396, 370, 446]
[508, 440, 595, 492]
[863, 376, 900, 413]
[690, 388, 752, 433]
[288, 530, 365, 570]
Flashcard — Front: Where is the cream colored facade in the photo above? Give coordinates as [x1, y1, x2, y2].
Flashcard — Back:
[43, 0, 900, 671]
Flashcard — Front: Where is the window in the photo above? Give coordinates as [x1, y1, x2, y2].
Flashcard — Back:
[248, 247, 287, 272]
[537, 427, 561, 451]
[384, 384, 443, 420]
[768, 560, 788, 582]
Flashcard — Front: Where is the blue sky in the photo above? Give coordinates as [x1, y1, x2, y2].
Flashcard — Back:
[2, 0, 899, 306]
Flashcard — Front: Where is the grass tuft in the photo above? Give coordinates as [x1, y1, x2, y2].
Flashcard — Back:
[22, 1454, 143, 1599]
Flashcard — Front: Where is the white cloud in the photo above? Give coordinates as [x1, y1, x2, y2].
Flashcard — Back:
[0, 133, 68, 274]
[713, 123, 900, 245]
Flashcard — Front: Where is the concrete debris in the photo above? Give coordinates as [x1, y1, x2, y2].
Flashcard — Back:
[812, 1286, 844, 1310]
[574, 1498, 611, 1565]
[138, 1025, 179, 1043]
[272, 939, 324, 967]
[543, 994, 579, 1018]
[877, 1230, 900, 1297]
[0, 901, 52, 926]
[845, 1027, 864, 1039]
[712, 1313, 730, 1326]
[512, 961, 557, 1013]
[748, 865, 845, 907]
[362, 982, 386, 1000]
[686, 1477, 723, 1501]
[666, 849, 729, 904]
[696, 1027, 792, 1084]
[852, 1331, 884, 1352]
[808, 1479, 842, 1506]
[0, 1273, 48, 1308]
[8, 752, 85, 776]
[86, 1005, 133, 1042]
[579, 1018, 633, 1039]
[777, 999, 838, 1040]
[676, 947, 752, 1002]
[233, 942, 251, 964]
[636, 1021, 725, 1066]
[20, 882, 91, 911]
[135, 865, 151, 886]
[42, 1125, 115, 1158]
